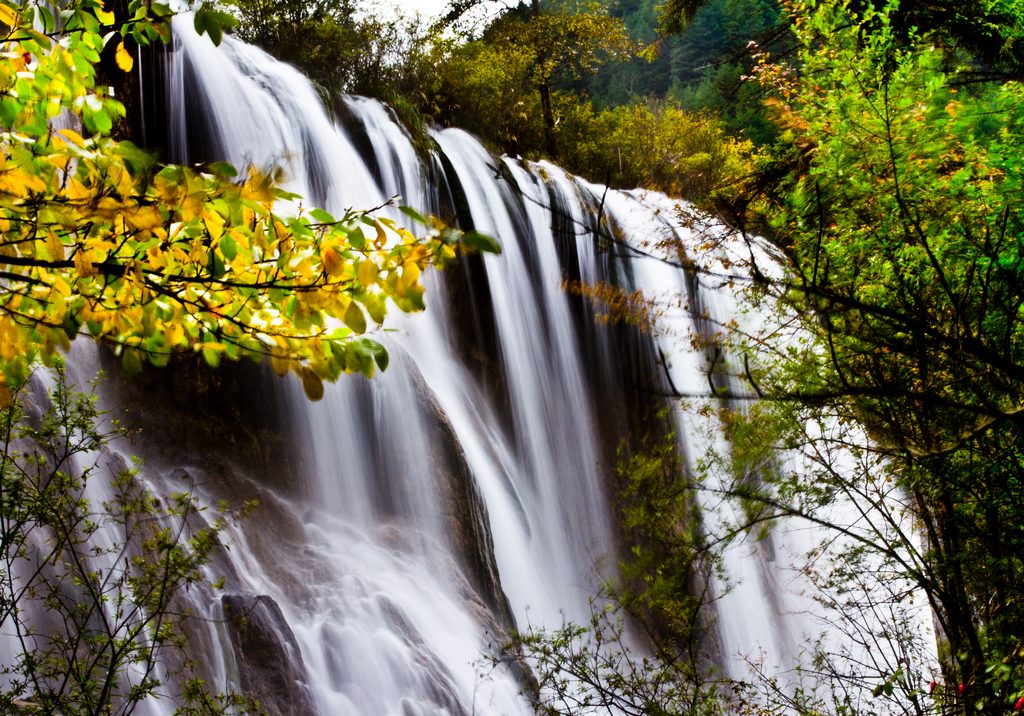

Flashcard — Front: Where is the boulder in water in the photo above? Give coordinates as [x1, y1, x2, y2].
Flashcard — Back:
[222, 593, 317, 715]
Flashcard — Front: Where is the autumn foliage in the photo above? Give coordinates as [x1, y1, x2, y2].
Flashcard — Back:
[0, 0, 485, 405]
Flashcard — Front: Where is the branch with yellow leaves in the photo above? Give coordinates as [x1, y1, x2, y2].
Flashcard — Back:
[0, 0, 499, 406]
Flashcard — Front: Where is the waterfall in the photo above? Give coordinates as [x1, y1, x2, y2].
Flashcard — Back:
[0, 14, 935, 715]
[598, 189, 818, 680]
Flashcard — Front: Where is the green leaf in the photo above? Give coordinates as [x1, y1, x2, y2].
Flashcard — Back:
[205, 18, 223, 47]
[368, 340, 389, 372]
[208, 250, 225, 279]
[300, 367, 324, 401]
[35, 4, 56, 33]
[345, 342, 375, 377]
[344, 302, 367, 334]
[364, 294, 386, 324]
[193, 8, 232, 46]
[147, 346, 170, 367]
[406, 289, 426, 312]
[83, 103, 112, 135]
[208, 161, 237, 178]
[220, 234, 237, 261]
[201, 346, 221, 368]
[461, 231, 501, 254]
[284, 295, 298, 319]
[287, 217, 314, 239]
[116, 140, 157, 172]
[192, 9, 207, 38]
[399, 205, 427, 225]
[309, 207, 335, 224]
[349, 227, 366, 251]
[62, 312, 81, 340]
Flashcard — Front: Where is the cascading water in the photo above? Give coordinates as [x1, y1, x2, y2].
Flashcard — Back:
[594, 186, 938, 693]
[161, 21, 835, 704]
[596, 189, 820, 681]
[2, 14, 935, 715]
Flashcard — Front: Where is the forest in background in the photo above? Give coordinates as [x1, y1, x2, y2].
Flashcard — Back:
[225, 0, 775, 203]
[0, 0, 1022, 713]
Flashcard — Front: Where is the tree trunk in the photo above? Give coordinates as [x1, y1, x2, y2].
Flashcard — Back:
[531, 0, 557, 158]
[538, 81, 557, 157]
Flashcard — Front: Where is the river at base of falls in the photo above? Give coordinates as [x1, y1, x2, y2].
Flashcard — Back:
[0, 15, 936, 716]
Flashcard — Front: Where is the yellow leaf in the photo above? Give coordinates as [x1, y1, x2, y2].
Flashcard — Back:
[45, 152, 70, 172]
[181, 193, 204, 220]
[95, 5, 115, 24]
[58, 128, 87, 147]
[65, 177, 91, 201]
[112, 162, 134, 196]
[322, 246, 344, 276]
[0, 318, 19, 360]
[400, 262, 420, 291]
[95, 196, 122, 218]
[0, 3, 19, 27]
[74, 250, 96, 277]
[0, 169, 46, 197]
[59, 47, 74, 69]
[270, 354, 290, 376]
[203, 209, 225, 241]
[169, 324, 185, 346]
[153, 173, 178, 203]
[51, 275, 72, 297]
[46, 230, 64, 261]
[126, 205, 163, 231]
[115, 41, 133, 72]
[357, 260, 377, 287]
[242, 169, 275, 204]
